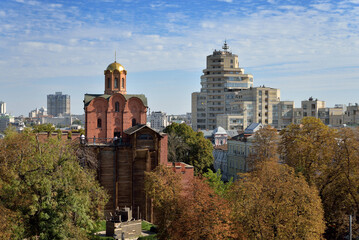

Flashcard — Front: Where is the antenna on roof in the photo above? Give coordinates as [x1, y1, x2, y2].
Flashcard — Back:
[222, 40, 229, 52]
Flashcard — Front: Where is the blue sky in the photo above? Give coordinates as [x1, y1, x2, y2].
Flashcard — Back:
[1, 0, 359, 116]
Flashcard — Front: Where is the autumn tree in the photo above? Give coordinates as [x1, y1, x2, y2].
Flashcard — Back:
[144, 164, 182, 239]
[279, 117, 337, 185]
[164, 123, 213, 174]
[171, 177, 238, 240]
[248, 125, 279, 169]
[0, 130, 108, 239]
[319, 127, 359, 239]
[229, 161, 325, 239]
[145, 164, 239, 240]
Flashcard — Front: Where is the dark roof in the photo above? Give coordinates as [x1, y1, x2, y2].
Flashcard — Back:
[244, 123, 262, 134]
[84, 93, 148, 107]
[123, 124, 163, 137]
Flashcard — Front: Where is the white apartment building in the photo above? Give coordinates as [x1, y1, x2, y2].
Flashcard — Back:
[0, 101, 6, 114]
[148, 111, 169, 131]
[192, 42, 254, 131]
[29, 107, 47, 118]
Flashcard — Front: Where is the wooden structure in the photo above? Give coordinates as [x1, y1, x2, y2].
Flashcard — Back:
[84, 61, 168, 222]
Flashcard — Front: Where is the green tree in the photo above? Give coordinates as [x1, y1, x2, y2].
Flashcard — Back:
[203, 169, 232, 198]
[167, 132, 189, 163]
[229, 161, 325, 239]
[164, 123, 213, 174]
[0, 130, 108, 239]
[72, 119, 83, 125]
[32, 123, 56, 138]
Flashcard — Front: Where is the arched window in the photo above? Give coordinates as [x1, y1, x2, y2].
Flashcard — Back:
[107, 78, 111, 88]
[115, 102, 119, 112]
[97, 118, 102, 128]
[132, 118, 136, 127]
[115, 78, 118, 88]
[122, 78, 124, 88]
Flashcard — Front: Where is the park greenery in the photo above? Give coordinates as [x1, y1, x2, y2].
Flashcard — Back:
[0, 128, 108, 240]
[2, 119, 359, 239]
[146, 118, 359, 239]
[164, 123, 214, 175]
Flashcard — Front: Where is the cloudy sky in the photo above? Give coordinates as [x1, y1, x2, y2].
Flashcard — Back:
[1, 0, 359, 116]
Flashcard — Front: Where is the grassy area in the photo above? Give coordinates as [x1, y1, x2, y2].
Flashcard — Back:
[139, 221, 157, 240]
[90, 220, 114, 240]
[141, 221, 155, 231]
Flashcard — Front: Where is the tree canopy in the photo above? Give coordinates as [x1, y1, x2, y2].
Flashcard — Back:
[145, 164, 237, 240]
[229, 161, 325, 239]
[248, 125, 279, 169]
[164, 123, 213, 175]
[279, 117, 359, 238]
[0, 130, 108, 239]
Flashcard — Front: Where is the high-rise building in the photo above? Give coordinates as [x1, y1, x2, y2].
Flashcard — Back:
[192, 42, 254, 131]
[148, 111, 169, 131]
[0, 101, 6, 114]
[47, 92, 70, 116]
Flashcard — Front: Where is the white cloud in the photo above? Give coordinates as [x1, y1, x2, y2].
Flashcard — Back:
[1, 0, 359, 115]
[218, 0, 233, 2]
[311, 3, 333, 11]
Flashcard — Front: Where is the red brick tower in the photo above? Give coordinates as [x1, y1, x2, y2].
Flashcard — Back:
[84, 61, 147, 141]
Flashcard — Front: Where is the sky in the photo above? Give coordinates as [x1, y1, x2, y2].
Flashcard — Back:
[0, 0, 359, 116]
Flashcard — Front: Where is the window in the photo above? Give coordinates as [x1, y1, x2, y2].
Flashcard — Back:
[132, 118, 136, 126]
[137, 134, 153, 140]
[115, 102, 119, 112]
[115, 78, 118, 88]
[107, 78, 111, 88]
[122, 78, 124, 88]
[97, 118, 102, 128]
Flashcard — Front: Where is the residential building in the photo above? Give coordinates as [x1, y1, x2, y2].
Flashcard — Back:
[0, 114, 14, 132]
[0, 101, 6, 114]
[213, 145, 229, 181]
[192, 41, 254, 131]
[148, 111, 169, 131]
[47, 92, 70, 116]
[344, 103, 359, 125]
[226, 123, 262, 180]
[29, 107, 47, 118]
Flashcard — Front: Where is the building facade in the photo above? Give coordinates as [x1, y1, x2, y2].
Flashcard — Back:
[192, 42, 254, 131]
[147, 111, 169, 131]
[84, 61, 169, 222]
[47, 92, 70, 116]
[0, 101, 6, 114]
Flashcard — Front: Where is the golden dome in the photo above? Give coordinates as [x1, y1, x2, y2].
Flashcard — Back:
[106, 61, 125, 72]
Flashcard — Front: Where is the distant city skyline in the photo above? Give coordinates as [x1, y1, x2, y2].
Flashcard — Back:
[1, 0, 359, 116]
